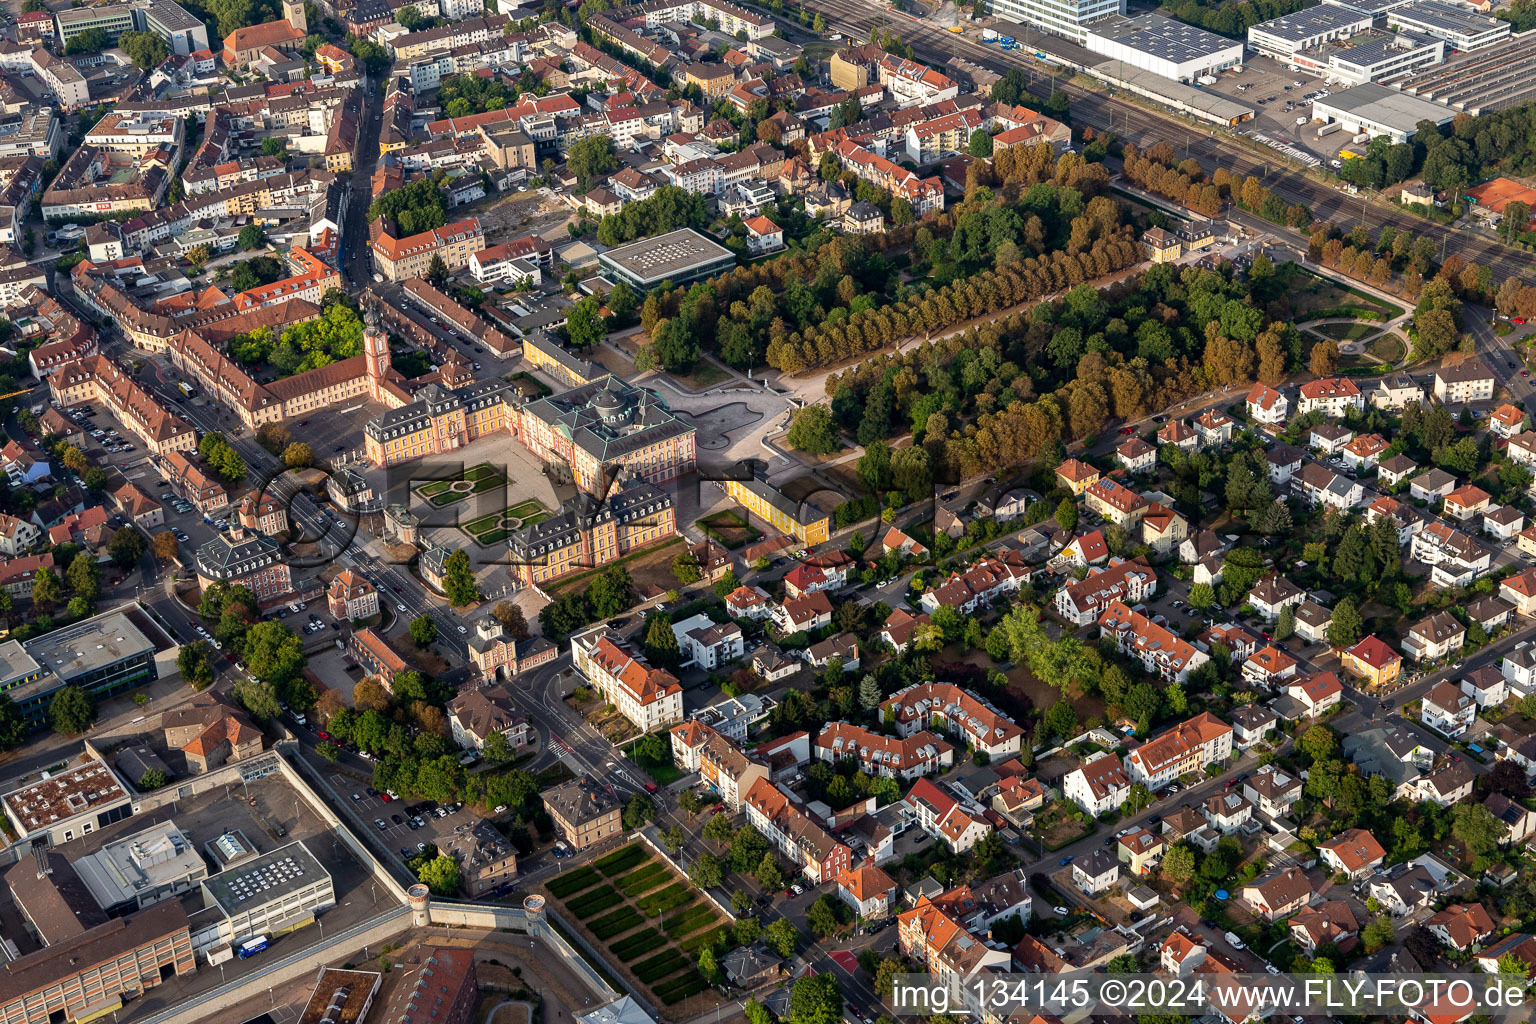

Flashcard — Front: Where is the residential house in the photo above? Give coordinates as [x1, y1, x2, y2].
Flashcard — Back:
[1342, 433, 1389, 471]
[903, 776, 991, 853]
[1491, 403, 1526, 438]
[1084, 478, 1149, 527]
[1410, 468, 1458, 502]
[1404, 611, 1467, 663]
[1055, 458, 1100, 496]
[1340, 635, 1402, 689]
[1293, 462, 1365, 510]
[814, 722, 954, 781]
[1229, 705, 1278, 749]
[1247, 574, 1305, 621]
[1319, 828, 1386, 880]
[1072, 849, 1120, 895]
[1443, 484, 1493, 521]
[1246, 383, 1288, 424]
[1160, 419, 1198, 451]
[1141, 503, 1189, 554]
[570, 626, 684, 733]
[881, 682, 1025, 758]
[1243, 645, 1299, 689]
[1378, 454, 1418, 488]
[1310, 422, 1354, 455]
[1502, 567, 1536, 616]
[1297, 377, 1364, 417]
[837, 863, 898, 919]
[1062, 751, 1131, 816]
[1291, 902, 1359, 955]
[1428, 904, 1496, 952]
[1117, 828, 1165, 876]
[1243, 765, 1302, 819]
[1483, 505, 1525, 541]
[1433, 360, 1495, 404]
[744, 776, 852, 884]
[1461, 664, 1509, 708]
[1371, 373, 1423, 410]
[1202, 791, 1253, 833]
[1123, 712, 1233, 788]
[1098, 601, 1210, 683]
[725, 585, 774, 621]
[1241, 866, 1312, 922]
[1266, 444, 1304, 485]
[1195, 409, 1235, 446]
[1421, 680, 1477, 737]
[1293, 600, 1333, 644]
[1116, 437, 1156, 474]
[771, 591, 833, 634]
[1412, 521, 1490, 588]
[1054, 558, 1157, 626]
[447, 685, 530, 752]
[1284, 671, 1344, 716]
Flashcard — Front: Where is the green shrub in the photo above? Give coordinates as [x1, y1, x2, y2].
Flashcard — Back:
[546, 866, 601, 898]
[595, 845, 648, 876]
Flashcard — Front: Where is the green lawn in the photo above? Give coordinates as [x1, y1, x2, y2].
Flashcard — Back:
[417, 464, 509, 507]
[506, 499, 544, 519]
[1315, 321, 1378, 342]
[1367, 333, 1406, 363]
[460, 498, 553, 545]
[699, 509, 762, 550]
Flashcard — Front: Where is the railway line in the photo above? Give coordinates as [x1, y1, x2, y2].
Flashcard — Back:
[799, 0, 1536, 283]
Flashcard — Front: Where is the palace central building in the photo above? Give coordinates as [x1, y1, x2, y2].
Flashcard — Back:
[365, 373, 696, 495]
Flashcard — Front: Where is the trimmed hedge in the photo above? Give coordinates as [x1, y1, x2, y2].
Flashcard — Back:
[656, 973, 710, 1004]
[595, 845, 648, 876]
[637, 883, 692, 915]
[680, 926, 730, 953]
[618, 862, 670, 895]
[610, 928, 665, 962]
[546, 867, 601, 898]
[663, 905, 717, 937]
[634, 951, 691, 984]
[590, 907, 645, 940]
[568, 885, 621, 919]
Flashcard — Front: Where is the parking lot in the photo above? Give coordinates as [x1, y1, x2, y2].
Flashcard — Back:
[1196, 54, 1360, 165]
[328, 771, 473, 862]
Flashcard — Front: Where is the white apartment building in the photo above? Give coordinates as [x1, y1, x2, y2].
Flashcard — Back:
[1124, 712, 1233, 788]
[570, 625, 684, 733]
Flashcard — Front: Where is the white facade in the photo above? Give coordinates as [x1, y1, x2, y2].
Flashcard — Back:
[1082, 15, 1245, 82]
[992, 0, 1125, 43]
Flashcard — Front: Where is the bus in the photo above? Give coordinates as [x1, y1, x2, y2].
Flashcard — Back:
[236, 936, 269, 959]
[177, 382, 195, 398]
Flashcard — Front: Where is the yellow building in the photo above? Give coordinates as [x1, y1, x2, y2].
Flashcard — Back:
[1055, 458, 1100, 496]
[1340, 635, 1402, 689]
[685, 64, 737, 98]
[508, 482, 677, 587]
[723, 476, 830, 546]
[1142, 226, 1182, 263]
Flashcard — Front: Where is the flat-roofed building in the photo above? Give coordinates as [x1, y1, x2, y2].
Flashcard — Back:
[198, 840, 334, 953]
[54, 5, 136, 45]
[1083, 13, 1245, 81]
[0, 754, 134, 848]
[4, 606, 174, 729]
[1248, 5, 1374, 61]
[1310, 80, 1457, 142]
[74, 820, 209, 914]
[597, 228, 737, 292]
[296, 968, 382, 1024]
[1386, 0, 1508, 49]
